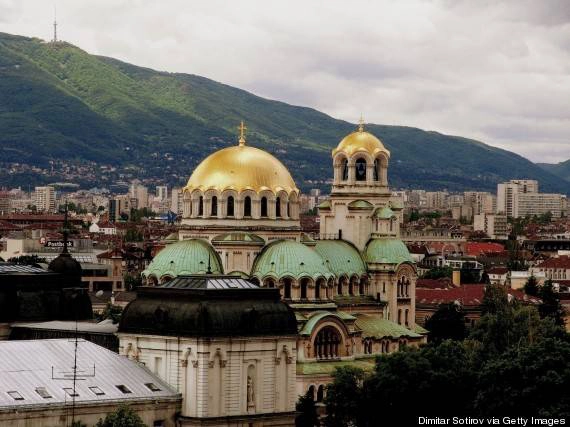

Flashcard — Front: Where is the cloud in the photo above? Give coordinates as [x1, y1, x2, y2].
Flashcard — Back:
[0, 0, 569, 163]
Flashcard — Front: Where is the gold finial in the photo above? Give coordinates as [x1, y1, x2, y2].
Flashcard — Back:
[358, 114, 365, 132]
[238, 121, 247, 146]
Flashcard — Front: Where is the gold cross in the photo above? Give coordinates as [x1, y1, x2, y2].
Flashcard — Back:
[238, 121, 247, 145]
[358, 114, 365, 132]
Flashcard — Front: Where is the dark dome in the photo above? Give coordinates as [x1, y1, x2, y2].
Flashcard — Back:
[119, 284, 297, 338]
[48, 253, 82, 277]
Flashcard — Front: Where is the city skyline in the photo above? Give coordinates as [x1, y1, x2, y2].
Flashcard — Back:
[0, 0, 569, 163]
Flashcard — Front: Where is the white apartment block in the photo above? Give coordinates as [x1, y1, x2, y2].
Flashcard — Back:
[512, 193, 567, 218]
[473, 213, 508, 239]
[425, 191, 449, 209]
[33, 186, 56, 212]
[497, 179, 539, 216]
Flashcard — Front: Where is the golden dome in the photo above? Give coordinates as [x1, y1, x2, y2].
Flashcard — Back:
[185, 145, 299, 195]
[332, 123, 390, 158]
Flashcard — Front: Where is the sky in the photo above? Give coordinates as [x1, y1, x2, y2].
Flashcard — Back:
[0, 0, 569, 163]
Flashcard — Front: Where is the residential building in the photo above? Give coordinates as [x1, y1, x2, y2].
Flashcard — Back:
[512, 192, 567, 218]
[473, 213, 508, 239]
[425, 191, 449, 209]
[33, 186, 56, 212]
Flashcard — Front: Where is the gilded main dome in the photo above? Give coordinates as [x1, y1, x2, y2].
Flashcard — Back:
[185, 144, 299, 194]
[333, 124, 391, 158]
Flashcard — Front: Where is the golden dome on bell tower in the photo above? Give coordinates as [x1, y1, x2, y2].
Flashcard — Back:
[333, 117, 391, 159]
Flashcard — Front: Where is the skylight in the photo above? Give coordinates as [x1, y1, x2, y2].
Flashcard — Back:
[35, 387, 52, 399]
[63, 388, 79, 397]
[144, 382, 161, 392]
[116, 385, 132, 394]
[7, 391, 24, 401]
[88, 386, 105, 396]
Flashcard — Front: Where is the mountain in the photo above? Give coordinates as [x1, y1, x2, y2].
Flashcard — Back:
[0, 32, 568, 194]
[537, 160, 570, 183]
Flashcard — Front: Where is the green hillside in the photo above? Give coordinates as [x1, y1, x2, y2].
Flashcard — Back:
[538, 160, 570, 183]
[0, 32, 567, 194]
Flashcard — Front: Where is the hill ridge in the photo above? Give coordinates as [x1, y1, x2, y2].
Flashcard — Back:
[0, 31, 567, 194]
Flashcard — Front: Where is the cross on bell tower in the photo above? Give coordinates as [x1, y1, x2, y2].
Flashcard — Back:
[238, 121, 247, 146]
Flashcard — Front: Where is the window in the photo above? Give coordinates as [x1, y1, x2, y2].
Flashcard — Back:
[284, 278, 292, 299]
[211, 196, 218, 216]
[314, 326, 341, 359]
[260, 197, 268, 217]
[35, 387, 52, 399]
[355, 158, 367, 181]
[300, 279, 308, 299]
[276, 197, 281, 217]
[63, 388, 79, 397]
[145, 383, 162, 392]
[198, 196, 204, 216]
[7, 391, 24, 400]
[227, 196, 234, 217]
[153, 422, 165, 427]
[154, 356, 163, 375]
[337, 280, 343, 296]
[244, 196, 252, 217]
[374, 158, 380, 181]
[341, 159, 349, 181]
[116, 385, 132, 394]
[89, 386, 105, 396]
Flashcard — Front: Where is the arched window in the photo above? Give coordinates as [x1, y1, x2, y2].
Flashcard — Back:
[300, 278, 308, 299]
[314, 326, 341, 359]
[276, 197, 281, 217]
[374, 158, 380, 181]
[341, 159, 349, 181]
[398, 309, 402, 325]
[405, 279, 410, 297]
[227, 196, 234, 217]
[337, 280, 343, 296]
[265, 279, 275, 288]
[260, 197, 268, 217]
[287, 201, 291, 218]
[317, 385, 324, 402]
[348, 280, 354, 296]
[244, 196, 252, 217]
[199, 196, 204, 217]
[359, 279, 365, 295]
[405, 309, 409, 327]
[283, 278, 292, 299]
[355, 158, 367, 181]
[211, 196, 218, 216]
[315, 280, 322, 299]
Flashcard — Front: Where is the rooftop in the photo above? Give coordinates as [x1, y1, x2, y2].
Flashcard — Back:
[0, 339, 179, 410]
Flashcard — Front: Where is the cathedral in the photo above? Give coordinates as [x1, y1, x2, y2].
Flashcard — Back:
[120, 121, 426, 426]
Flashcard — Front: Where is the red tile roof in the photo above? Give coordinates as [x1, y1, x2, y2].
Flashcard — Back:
[487, 267, 509, 275]
[416, 285, 541, 306]
[417, 278, 453, 289]
[466, 242, 505, 256]
[536, 256, 570, 269]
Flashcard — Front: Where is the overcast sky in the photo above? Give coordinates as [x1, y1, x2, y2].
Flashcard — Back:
[1, 0, 569, 163]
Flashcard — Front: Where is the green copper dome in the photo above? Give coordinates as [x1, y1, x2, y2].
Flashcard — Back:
[314, 240, 367, 277]
[251, 240, 333, 281]
[364, 238, 413, 265]
[142, 239, 223, 281]
[374, 206, 395, 219]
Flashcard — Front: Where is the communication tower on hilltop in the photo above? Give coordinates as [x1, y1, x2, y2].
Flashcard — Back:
[52, 5, 58, 44]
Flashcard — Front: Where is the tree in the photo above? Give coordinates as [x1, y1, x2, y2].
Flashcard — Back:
[475, 338, 570, 417]
[538, 280, 565, 326]
[324, 366, 367, 427]
[365, 341, 477, 421]
[422, 266, 453, 279]
[295, 391, 319, 427]
[523, 275, 539, 297]
[425, 303, 467, 344]
[480, 284, 509, 316]
[95, 405, 146, 427]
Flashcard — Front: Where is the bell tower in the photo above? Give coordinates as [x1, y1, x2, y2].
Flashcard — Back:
[319, 119, 401, 251]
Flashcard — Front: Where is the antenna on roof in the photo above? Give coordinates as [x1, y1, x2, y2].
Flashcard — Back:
[52, 4, 58, 44]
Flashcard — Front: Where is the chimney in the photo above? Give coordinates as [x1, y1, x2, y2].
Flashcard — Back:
[452, 269, 461, 287]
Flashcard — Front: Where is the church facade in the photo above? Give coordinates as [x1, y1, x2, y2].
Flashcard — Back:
[125, 122, 426, 425]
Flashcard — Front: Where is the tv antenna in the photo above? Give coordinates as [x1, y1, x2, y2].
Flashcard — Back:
[52, 4, 58, 44]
